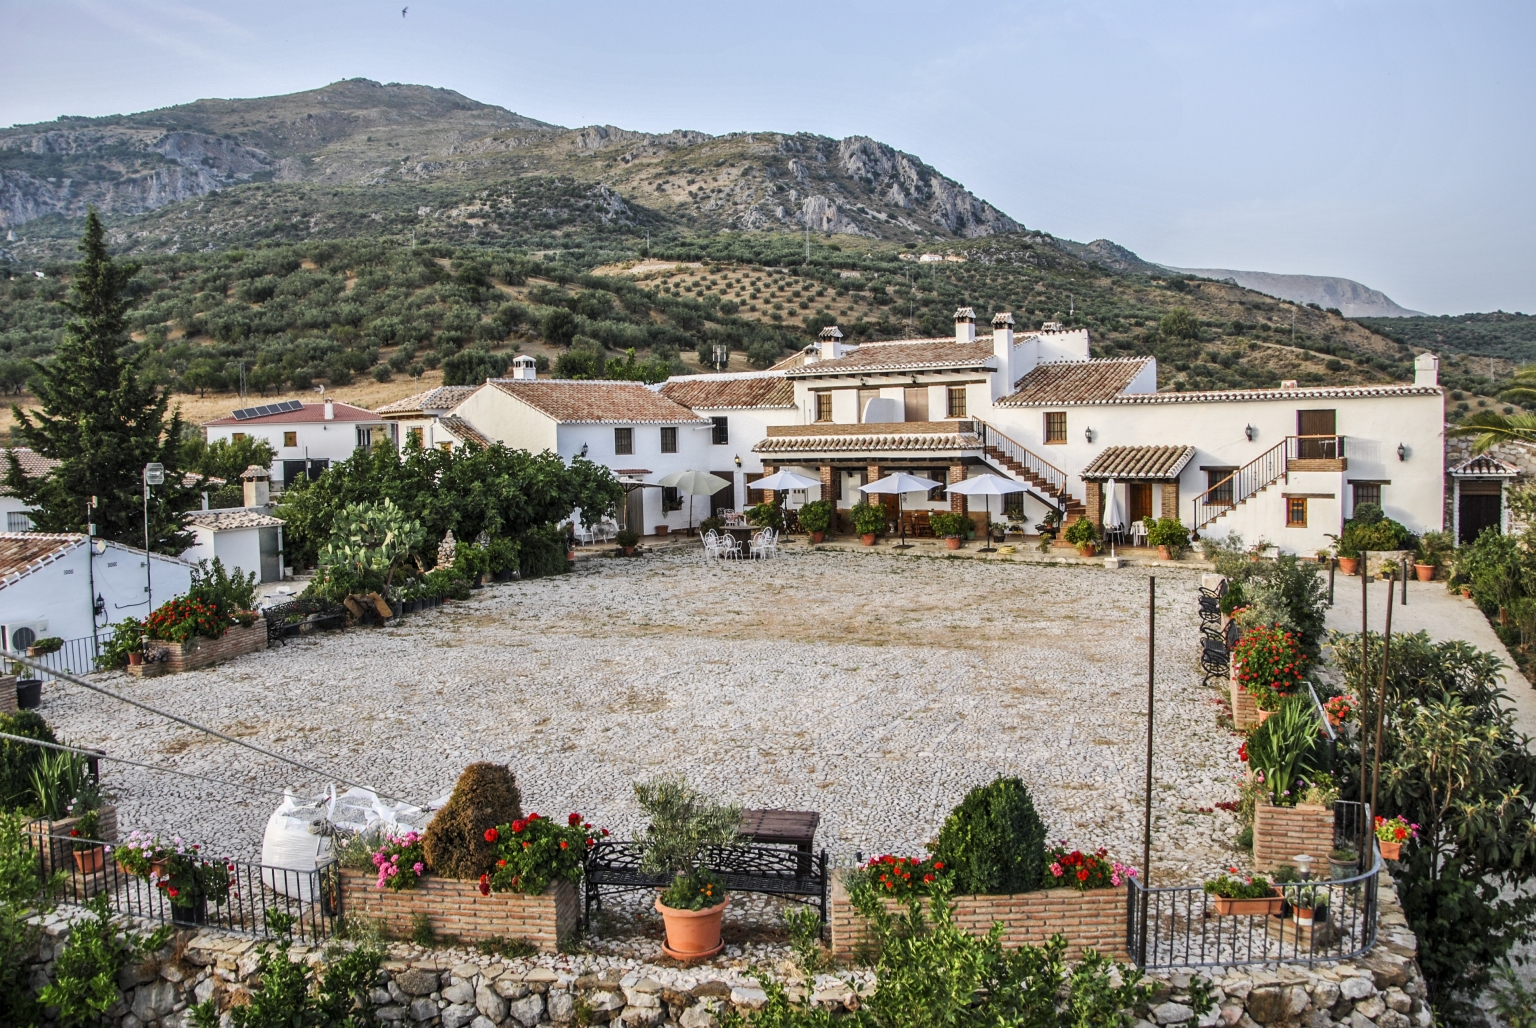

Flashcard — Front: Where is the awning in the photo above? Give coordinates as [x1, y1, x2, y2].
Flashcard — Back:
[1080, 445, 1196, 481]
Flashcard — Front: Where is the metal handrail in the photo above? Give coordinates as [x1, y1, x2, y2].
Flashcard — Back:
[976, 420, 1068, 495]
[1192, 435, 1349, 529]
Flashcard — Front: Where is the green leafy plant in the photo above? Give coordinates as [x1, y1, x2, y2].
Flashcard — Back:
[1244, 694, 1324, 805]
[744, 501, 785, 531]
[1230, 623, 1307, 710]
[849, 501, 886, 537]
[848, 854, 951, 899]
[614, 527, 640, 549]
[1063, 515, 1098, 548]
[699, 515, 725, 534]
[634, 776, 740, 911]
[1202, 870, 1274, 899]
[1415, 531, 1455, 569]
[928, 511, 972, 539]
[1143, 516, 1190, 557]
[410, 912, 436, 948]
[27, 747, 97, 821]
[489, 812, 603, 895]
[934, 776, 1047, 895]
[227, 935, 384, 1028]
[312, 497, 426, 600]
[37, 895, 171, 1028]
[795, 500, 832, 534]
[1, 810, 60, 1026]
[96, 616, 145, 671]
[28, 636, 63, 655]
[781, 904, 830, 975]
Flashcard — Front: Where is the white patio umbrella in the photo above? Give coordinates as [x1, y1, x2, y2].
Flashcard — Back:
[751, 469, 822, 535]
[861, 472, 944, 549]
[1102, 478, 1124, 553]
[945, 473, 1028, 553]
[658, 469, 732, 534]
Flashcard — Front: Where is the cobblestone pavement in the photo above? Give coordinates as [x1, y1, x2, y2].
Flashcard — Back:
[40, 549, 1245, 884]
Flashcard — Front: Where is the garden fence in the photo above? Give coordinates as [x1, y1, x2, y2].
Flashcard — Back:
[10, 634, 105, 681]
[28, 830, 339, 943]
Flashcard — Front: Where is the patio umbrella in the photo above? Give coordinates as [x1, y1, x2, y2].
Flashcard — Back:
[751, 469, 822, 534]
[659, 470, 732, 534]
[861, 472, 944, 549]
[1102, 478, 1123, 553]
[945, 473, 1028, 553]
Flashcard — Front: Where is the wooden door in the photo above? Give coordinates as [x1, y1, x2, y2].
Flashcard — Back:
[1297, 410, 1337, 458]
[1459, 481, 1503, 543]
[1128, 483, 1153, 524]
[903, 386, 929, 422]
[624, 488, 644, 532]
[708, 474, 736, 518]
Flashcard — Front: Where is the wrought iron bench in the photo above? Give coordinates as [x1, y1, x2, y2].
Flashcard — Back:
[584, 840, 828, 929]
[264, 600, 347, 646]
[1200, 618, 1239, 685]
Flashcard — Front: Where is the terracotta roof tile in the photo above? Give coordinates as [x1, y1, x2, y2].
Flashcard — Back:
[203, 402, 382, 426]
[754, 422, 982, 455]
[1450, 454, 1520, 477]
[1080, 445, 1197, 480]
[488, 379, 708, 424]
[438, 415, 493, 447]
[786, 340, 997, 377]
[184, 509, 285, 530]
[998, 358, 1152, 405]
[659, 375, 795, 410]
[0, 533, 82, 582]
[374, 386, 479, 416]
[0, 448, 59, 497]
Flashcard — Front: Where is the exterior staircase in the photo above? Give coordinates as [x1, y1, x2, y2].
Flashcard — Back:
[974, 421, 1088, 520]
[1193, 435, 1346, 530]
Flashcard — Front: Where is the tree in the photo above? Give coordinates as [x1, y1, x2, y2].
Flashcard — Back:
[179, 358, 227, 397]
[541, 307, 578, 348]
[1159, 307, 1199, 340]
[441, 347, 509, 386]
[1449, 410, 1536, 454]
[7, 211, 196, 551]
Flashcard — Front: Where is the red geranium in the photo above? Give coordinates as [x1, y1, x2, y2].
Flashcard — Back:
[484, 827, 499, 843]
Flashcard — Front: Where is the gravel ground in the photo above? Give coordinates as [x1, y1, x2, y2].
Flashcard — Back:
[40, 549, 1244, 885]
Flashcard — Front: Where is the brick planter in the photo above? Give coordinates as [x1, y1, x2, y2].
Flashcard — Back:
[1228, 673, 1261, 730]
[28, 804, 119, 876]
[128, 620, 267, 677]
[1253, 800, 1335, 873]
[338, 868, 578, 951]
[829, 873, 1126, 962]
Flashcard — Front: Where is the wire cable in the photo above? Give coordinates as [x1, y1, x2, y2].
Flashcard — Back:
[0, 730, 297, 801]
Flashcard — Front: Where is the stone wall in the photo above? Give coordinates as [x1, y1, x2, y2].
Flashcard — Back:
[128, 621, 267, 677]
[829, 873, 1126, 961]
[1252, 800, 1336, 873]
[338, 870, 578, 952]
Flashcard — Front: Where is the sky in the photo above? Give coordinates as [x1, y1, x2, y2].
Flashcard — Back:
[2, 1, 1532, 316]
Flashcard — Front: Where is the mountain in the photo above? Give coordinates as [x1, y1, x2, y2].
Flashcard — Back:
[1161, 267, 1423, 318]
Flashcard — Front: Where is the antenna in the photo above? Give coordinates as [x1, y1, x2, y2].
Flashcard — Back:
[804, 222, 809, 264]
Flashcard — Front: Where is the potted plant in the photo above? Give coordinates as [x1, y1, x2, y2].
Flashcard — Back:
[1063, 515, 1098, 557]
[1203, 869, 1283, 916]
[930, 511, 971, 550]
[153, 840, 233, 926]
[797, 500, 833, 544]
[1290, 885, 1321, 926]
[15, 675, 41, 710]
[634, 777, 740, 961]
[1415, 530, 1453, 582]
[1374, 815, 1418, 861]
[1144, 516, 1190, 560]
[1332, 533, 1360, 575]
[850, 501, 886, 546]
[1230, 624, 1306, 719]
[1328, 847, 1360, 880]
[70, 808, 105, 874]
[615, 528, 640, 556]
[115, 831, 165, 878]
[1322, 694, 1354, 729]
[699, 515, 725, 536]
[26, 637, 64, 658]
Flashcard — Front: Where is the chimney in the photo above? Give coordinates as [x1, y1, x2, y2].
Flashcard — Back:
[818, 325, 846, 361]
[1414, 351, 1440, 387]
[990, 312, 1015, 401]
[954, 307, 977, 344]
[1280, 379, 1299, 390]
[511, 354, 538, 381]
[240, 465, 270, 508]
[323, 398, 335, 421]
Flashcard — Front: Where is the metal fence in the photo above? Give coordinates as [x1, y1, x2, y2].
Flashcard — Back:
[10, 634, 105, 681]
[30, 831, 339, 943]
[1126, 802, 1379, 969]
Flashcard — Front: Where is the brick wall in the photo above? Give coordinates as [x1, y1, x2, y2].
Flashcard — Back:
[129, 620, 267, 677]
[28, 805, 119, 876]
[1228, 672, 1260, 730]
[829, 874, 1126, 962]
[0, 674, 15, 715]
[1159, 480, 1179, 520]
[338, 869, 578, 951]
[1253, 801, 1335, 873]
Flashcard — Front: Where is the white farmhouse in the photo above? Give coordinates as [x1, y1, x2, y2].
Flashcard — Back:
[655, 373, 802, 513]
[0, 533, 195, 653]
[373, 386, 481, 452]
[202, 399, 393, 489]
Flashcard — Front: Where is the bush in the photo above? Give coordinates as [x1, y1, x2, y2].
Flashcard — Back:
[850, 501, 886, 536]
[37, 894, 171, 1028]
[489, 812, 602, 895]
[0, 711, 56, 812]
[795, 500, 832, 534]
[519, 525, 569, 579]
[1160, 307, 1199, 340]
[744, 501, 785, 532]
[1231, 624, 1307, 708]
[441, 347, 509, 386]
[421, 763, 523, 879]
[1063, 515, 1098, 547]
[1144, 516, 1189, 557]
[934, 777, 1047, 895]
[615, 528, 640, 549]
[929, 511, 972, 538]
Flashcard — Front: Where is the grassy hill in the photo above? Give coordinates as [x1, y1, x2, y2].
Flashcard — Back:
[0, 78, 1473, 436]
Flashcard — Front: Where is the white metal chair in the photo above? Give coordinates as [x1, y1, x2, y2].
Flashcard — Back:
[573, 523, 596, 545]
[703, 530, 724, 560]
[718, 532, 743, 559]
[750, 528, 779, 560]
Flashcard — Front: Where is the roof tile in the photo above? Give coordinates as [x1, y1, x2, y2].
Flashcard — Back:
[374, 386, 479, 416]
[786, 340, 996, 377]
[999, 358, 1151, 405]
[1080, 445, 1197, 480]
[659, 376, 795, 410]
[488, 379, 708, 424]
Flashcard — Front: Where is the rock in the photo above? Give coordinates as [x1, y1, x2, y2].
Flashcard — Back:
[120, 962, 160, 990]
[468, 1018, 496, 1028]
[442, 982, 475, 1006]
[123, 1014, 143, 1028]
[623, 991, 661, 1010]
[1360, 953, 1411, 990]
[811, 988, 853, 1009]
[195, 978, 219, 1005]
[1223, 981, 1253, 1002]
[440, 1001, 477, 1028]
[1354, 997, 1386, 1021]
[415, 997, 447, 1023]
[1245, 987, 1287, 1024]
[475, 984, 507, 1022]
[375, 1006, 407, 1023]
[388, 981, 411, 1006]
[1311, 982, 1340, 1009]
[1377, 1012, 1410, 1028]
[1218, 1004, 1243, 1026]
[1384, 988, 1411, 1014]
[508, 994, 545, 1027]
[1286, 986, 1310, 1016]
[730, 987, 768, 1009]
[493, 979, 529, 1001]
[161, 961, 188, 984]
[679, 1005, 717, 1028]
[1340, 977, 1376, 1001]
[692, 981, 732, 999]
[620, 1005, 664, 1027]
[588, 991, 626, 1014]
[631, 977, 664, 994]
[1348, 1013, 1378, 1028]
[547, 990, 575, 1024]
[1153, 1001, 1195, 1024]
[398, 970, 442, 996]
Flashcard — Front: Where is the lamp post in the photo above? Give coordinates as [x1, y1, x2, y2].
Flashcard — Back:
[142, 463, 164, 611]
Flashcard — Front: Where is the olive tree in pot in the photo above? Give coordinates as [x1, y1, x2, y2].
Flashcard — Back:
[634, 777, 740, 961]
[930, 511, 972, 550]
[796, 499, 833, 543]
[850, 501, 886, 546]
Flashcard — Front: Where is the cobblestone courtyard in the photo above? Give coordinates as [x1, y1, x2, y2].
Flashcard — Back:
[44, 550, 1243, 882]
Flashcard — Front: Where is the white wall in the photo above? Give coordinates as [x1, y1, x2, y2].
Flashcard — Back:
[452, 386, 560, 453]
[207, 418, 387, 478]
[183, 525, 265, 584]
[0, 540, 195, 644]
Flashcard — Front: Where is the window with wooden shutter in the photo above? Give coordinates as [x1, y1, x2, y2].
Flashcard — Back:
[1044, 412, 1066, 443]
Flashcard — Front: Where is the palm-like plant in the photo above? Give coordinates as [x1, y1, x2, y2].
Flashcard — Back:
[1499, 366, 1536, 407]
[1447, 409, 1536, 453]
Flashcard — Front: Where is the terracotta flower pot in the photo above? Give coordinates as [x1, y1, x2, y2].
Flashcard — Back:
[1378, 840, 1402, 861]
[1414, 563, 1434, 582]
[74, 847, 105, 875]
[810, 531, 825, 544]
[1293, 906, 1315, 927]
[1337, 557, 1359, 575]
[567, 550, 576, 562]
[1211, 891, 1284, 917]
[655, 895, 729, 961]
[655, 525, 669, 537]
[1158, 545, 1171, 560]
[623, 546, 636, 557]
[128, 652, 144, 666]
[861, 533, 877, 546]
[1078, 543, 1096, 557]
[1256, 708, 1274, 725]
[946, 537, 962, 550]
[1461, 587, 1472, 599]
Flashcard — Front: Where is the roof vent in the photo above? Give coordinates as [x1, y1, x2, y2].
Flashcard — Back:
[954, 307, 977, 344]
[991, 312, 1015, 327]
[511, 354, 538, 381]
[818, 326, 846, 361]
[1280, 379, 1299, 389]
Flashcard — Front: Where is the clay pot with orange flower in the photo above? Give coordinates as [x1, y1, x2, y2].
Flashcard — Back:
[634, 777, 741, 961]
[1373, 815, 1418, 862]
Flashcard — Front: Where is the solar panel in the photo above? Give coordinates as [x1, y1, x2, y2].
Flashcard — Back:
[230, 399, 304, 421]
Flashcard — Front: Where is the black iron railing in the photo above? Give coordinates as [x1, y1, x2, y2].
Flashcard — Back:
[9, 635, 105, 680]
[30, 832, 339, 943]
[976, 421, 1069, 496]
[585, 840, 828, 928]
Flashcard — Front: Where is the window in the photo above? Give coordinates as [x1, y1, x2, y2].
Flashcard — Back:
[711, 416, 729, 445]
[946, 386, 968, 418]
[662, 486, 683, 512]
[1205, 468, 1236, 506]
[660, 426, 678, 453]
[6, 512, 33, 532]
[1352, 482, 1381, 510]
[283, 431, 297, 448]
[1044, 411, 1066, 443]
[614, 427, 634, 455]
[407, 427, 423, 448]
[437, 442, 453, 452]
[232, 433, 247, 443]
[814, 391, 833, 422]
[1287, 497, 1308, 527]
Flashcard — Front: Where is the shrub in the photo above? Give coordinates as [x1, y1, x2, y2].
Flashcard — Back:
[1144, 516, 1189, 557]
[850, 501, 886, 536]
[1417, 530, 1455, 568]
[0, 711, 57, 810]
[1063, 515, 1098, 548]
[1230, 623, 1307, 707]
[934, 777, 1047, 895]
[929, 511, 972, 538]
[615, 527, 640, 549]
[795, 500, 832, 534]
[37, 894, 171, 1028]
[422, 763, 523, 879]
[441, 347, 509, 386]
[744, 501, 784, 531]
[145, 597, 225, 643]
[489, 812, 604, 895]
[519, 525, 570, 579]
[1244, 695, 1324, 805]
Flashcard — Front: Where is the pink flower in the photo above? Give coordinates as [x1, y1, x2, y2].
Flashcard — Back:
[1050, 863, 1063, 877]
[412, 862, 424, 874]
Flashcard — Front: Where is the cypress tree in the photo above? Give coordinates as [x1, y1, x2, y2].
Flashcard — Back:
[7, 210, 195, 552]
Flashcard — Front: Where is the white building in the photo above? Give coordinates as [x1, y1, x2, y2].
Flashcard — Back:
[655, 373, 802, 512]
[0, 449, 59, 532]
[374, 386, 482, 452]
[0, 533, 195, 652]
[202, 399, 393, 489]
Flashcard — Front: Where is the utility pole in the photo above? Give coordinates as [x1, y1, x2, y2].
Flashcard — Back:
[142, 463, 164, 613]
[1138, 575, 1156, 967]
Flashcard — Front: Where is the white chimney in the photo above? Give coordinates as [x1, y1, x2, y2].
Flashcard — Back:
[990, 312, 1015, 401]
[954, 307, 977, 344]
[1414, 351, 1440, 387]
[818, 325, 846, 361]
[323, 398, 335, 420]
[241, 465, 271, 508]
[1281, 379, 1299, 390]
[511, 354, 538, 381]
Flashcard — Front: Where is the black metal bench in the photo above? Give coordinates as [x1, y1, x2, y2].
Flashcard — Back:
[1200, 618, 1240, 685]
[264, 600, 347, 646]
[584, 840, 828, 930]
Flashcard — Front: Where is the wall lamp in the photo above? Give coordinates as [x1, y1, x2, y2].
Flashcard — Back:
[1245, 424, 1255, 442]
[734, 454, 742, 468]
[1397, 443, 1408, 461]
[1084, 427, 1094, 443]
[579, 442, 588, 457]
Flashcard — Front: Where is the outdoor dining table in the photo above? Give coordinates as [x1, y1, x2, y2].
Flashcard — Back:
[723, 526, 756, 551]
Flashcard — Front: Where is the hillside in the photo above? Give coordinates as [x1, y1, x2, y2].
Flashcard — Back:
[1356, 312, 1536, 362]
[1164, 268, 1423, 319]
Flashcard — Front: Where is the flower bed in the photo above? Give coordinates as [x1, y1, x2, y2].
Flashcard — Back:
[1230, 624, 1306, 712]
[126, 618, 267, 677]
[337, 868, 578, 950]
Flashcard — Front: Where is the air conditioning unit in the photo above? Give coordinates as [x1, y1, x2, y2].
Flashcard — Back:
[2, 620, 48, 654]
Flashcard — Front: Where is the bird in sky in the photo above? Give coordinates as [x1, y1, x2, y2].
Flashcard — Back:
[401, 6, 408, 16]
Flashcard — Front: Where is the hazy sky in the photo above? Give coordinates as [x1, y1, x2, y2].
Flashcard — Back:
[2, 1, 1532, 315]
